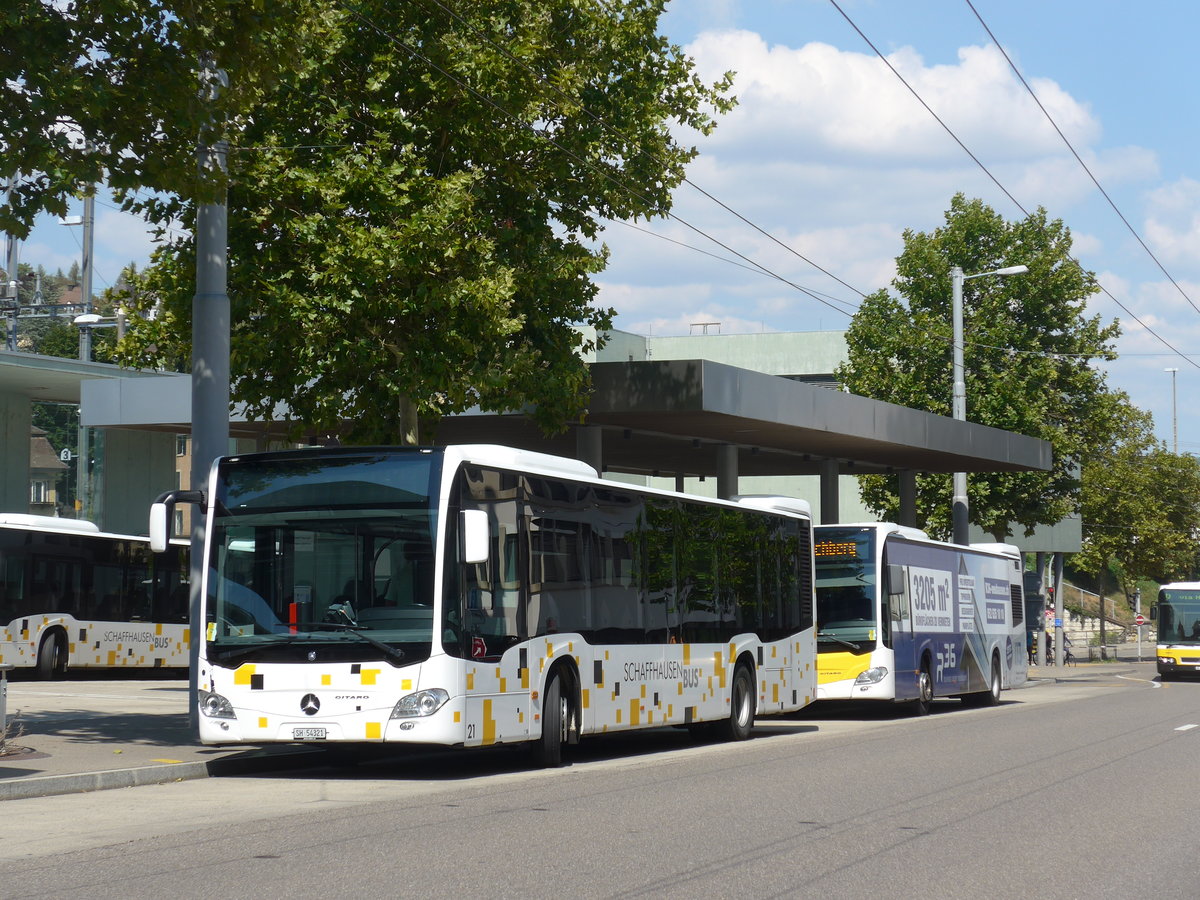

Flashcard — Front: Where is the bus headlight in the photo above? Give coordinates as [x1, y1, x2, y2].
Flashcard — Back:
[391, 688, 449, 719]
[198, 689, 236, 719]
[854, 667, 889, 685]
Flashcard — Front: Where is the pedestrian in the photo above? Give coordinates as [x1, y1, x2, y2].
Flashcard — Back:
[1026, 629, 1035, 665]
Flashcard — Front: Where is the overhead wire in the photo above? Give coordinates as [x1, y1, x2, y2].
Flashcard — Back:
[416, 0, 869, 302]
[827, 0, 1200, 372]
[334, 0, 857, 319]
[965, 0, 1200, 318]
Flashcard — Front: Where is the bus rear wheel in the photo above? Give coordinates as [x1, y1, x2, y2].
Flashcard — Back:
[36, 631, 66, 680]
[962, 656, 1001, 707]
[719, 664, 756, 742]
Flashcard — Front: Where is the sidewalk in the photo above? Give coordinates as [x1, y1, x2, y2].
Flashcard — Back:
[0, 677, 322, 802]
[1025, 644, 1159, 682]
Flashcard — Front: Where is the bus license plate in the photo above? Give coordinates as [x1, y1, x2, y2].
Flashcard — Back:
[293, 727, 327, 741]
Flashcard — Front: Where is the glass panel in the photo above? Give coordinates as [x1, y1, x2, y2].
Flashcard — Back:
[1159, 589, 1200, 644]
[815, 527, 878, 649]
[207, 450, 441, 666]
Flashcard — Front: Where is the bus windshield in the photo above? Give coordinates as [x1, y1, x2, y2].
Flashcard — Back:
[1158, 588, 1200, 645]
[208, 450, 443, 667]
[814, 526, 878, 650]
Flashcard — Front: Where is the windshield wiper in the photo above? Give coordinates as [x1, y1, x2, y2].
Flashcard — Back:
[291, 621, 407, 664]
[211, 640, 288, 666]
[817, 631, 862, 652]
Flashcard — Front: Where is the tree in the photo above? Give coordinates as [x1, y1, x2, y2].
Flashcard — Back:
[1076, 394, 1200, 600]
[3, 1, 317, 236]
[837, 194, 1120, 540]
[109, 1, 731, 444]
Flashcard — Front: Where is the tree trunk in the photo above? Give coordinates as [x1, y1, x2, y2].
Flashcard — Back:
[397, 396, 420, 446]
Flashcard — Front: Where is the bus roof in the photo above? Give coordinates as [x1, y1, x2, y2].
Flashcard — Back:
[817, 522, 1021, 560]
[734, 494, 812, 519]
[0, 514, 101, 534]
[219, 444, 816, 520]
[818, 522, 930, 541]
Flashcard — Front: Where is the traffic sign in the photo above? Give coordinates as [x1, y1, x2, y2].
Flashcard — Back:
[1135, 614, 1146, 626]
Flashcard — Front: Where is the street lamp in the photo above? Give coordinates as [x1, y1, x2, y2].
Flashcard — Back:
[72, 310, 127, 341]
[1165, 367, 1179, 454]
[69, 309, 126, 522]
[951, 263, 1028, 546]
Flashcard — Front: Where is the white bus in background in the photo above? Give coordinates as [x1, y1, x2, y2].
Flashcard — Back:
[814, 523, 1028, 714]
[152, 444, 818, 766]
[0, 514, 190, 677]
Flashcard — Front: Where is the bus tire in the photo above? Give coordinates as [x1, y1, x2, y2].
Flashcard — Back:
[36, 631, 66, 680]
[532, 670, 569, 768]
[720, 663, 756, 742]
[983, 654, 1002, 706]
[912, 661, 933, 716]
[963, 654, 1001, 707]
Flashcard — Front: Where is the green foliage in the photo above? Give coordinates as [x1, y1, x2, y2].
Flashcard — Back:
[837, 195, 1119, 540]
[107, 0, 732, 443]
[1074, 395, 1200, 591]
[3, 0, 320, 235]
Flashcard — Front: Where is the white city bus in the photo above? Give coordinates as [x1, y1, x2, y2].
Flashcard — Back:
[0, 514, 190, 677]
[814, 523, 1027, 713]
[151, 444, 817, 765]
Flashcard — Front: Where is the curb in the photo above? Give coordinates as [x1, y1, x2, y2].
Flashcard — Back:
[0, 747, 327, 803]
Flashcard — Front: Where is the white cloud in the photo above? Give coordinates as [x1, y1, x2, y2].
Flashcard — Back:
[1143, 177, 1200, 268]
[683, 32, 1100, 164]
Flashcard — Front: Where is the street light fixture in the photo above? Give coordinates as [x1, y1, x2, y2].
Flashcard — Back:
[951, 263, 1029, 546]
[72, 309, 127, 341]
[1165, 367, 1179, 454]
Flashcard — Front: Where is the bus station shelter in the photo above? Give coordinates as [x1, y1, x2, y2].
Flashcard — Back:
[0, 353, 1055, 536]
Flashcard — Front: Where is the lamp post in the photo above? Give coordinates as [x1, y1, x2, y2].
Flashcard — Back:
[951, 263, 1028, 546]
[1165, 367, 1179, 454]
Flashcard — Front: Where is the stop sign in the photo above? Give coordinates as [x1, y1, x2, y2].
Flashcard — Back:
[1135, 613, 1146, 626]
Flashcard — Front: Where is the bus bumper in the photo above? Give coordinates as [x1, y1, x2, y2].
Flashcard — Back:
[817, 668, 896, 701]
[1157, 652, 1200, 677]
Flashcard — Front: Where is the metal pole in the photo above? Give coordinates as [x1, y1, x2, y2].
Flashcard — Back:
[1135, 588, 1142, 662]
[188, 56, 231, 731]
[1053, 552, 1065, 667]
[951, 266, 968, 545]
[4, 180, 18, 351]
[79, 192, 94, 362]
[1167, 368, 1178, 454]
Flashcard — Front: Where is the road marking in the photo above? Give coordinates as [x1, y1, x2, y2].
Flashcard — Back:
[1116, 674, 1161, 688]
[1175, 724, 1198, 732]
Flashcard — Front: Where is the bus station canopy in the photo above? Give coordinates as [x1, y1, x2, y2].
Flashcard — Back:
[434, 359, 1051, 479]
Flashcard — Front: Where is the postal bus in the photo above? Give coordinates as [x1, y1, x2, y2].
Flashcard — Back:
[1152, 582, 1200, 679]
[814, 523, 1027, 713]
[0, 514, 190, 677]
[150, 444, 817, 766]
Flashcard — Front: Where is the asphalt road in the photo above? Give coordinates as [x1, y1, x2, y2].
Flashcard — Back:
[2, 664, 1196, 900]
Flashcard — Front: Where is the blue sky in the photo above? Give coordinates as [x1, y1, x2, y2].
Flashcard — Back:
[17, 0, 1200, 453]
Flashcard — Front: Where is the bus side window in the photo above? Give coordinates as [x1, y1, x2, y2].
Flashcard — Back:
[450, 466, 524, 660]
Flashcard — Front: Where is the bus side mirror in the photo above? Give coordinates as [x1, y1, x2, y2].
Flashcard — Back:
[460, 509, 489, 564]
[887, 564, 906, 596]
[1150, 605, 1158, 622]
[149, 490, 205, 552]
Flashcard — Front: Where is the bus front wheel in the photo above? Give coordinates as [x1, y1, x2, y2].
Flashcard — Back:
[36, 631, 66, 680]
[912, 663, 933, 716]
[720, 664, 756, 742]
[532, 671, 570, 768]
